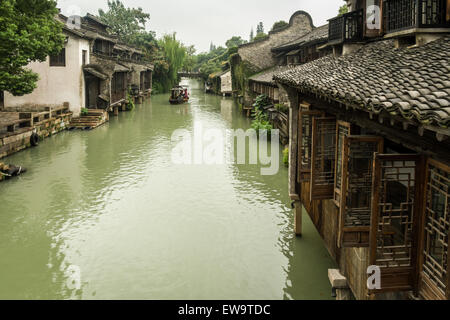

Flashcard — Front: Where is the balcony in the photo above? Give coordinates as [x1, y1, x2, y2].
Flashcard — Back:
[384, 0, 450, 34]
[328, 9, 364, 44]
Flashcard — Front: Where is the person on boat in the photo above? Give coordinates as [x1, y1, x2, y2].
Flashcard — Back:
[184, 89, 189, 99]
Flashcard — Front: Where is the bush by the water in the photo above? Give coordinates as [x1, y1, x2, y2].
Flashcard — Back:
[126, 91, 135, 111]
[251, 95, 273, 136]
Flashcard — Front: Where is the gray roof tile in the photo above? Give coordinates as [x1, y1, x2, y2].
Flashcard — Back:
[274, 37, 450, 128]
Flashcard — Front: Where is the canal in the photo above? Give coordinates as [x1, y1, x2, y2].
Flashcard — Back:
[0, 79, 335, 300]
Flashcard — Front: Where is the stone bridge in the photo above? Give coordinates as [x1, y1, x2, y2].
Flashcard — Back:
[178, 72, 202, 78]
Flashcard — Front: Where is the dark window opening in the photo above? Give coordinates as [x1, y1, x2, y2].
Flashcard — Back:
[0, 91, 4, 109]
[82, 50, 87, 65]
[50, 48, 66, 67]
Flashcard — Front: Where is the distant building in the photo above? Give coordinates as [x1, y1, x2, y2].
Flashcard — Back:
[230, 11, 315, 106]
[220, 70, 232, 96]
[3, 13, 153, 117]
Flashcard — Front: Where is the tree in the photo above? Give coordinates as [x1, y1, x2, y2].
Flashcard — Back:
[339, 4, 349, 16]
[249, 28, 254, 42]
[0, 0, 65, 96]
[225, 36, 246, 49]
[182, 45, 197, 72]
[256, 22, 264, 35]
[153, 33, 187, 93]
[253, 32, 268, 42]
[271, 20, 288, 32]
[98, 0, 150, 44]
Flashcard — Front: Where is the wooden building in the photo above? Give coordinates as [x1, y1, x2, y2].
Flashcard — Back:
[274, 0, 450, 300]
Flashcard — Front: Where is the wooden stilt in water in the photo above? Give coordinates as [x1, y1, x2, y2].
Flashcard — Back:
[114, 106, 119, 116]
[294, 201, 302, 236]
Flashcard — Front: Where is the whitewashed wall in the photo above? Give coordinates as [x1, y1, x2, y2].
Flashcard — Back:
[5, 33, 90, 117]
[220, 71, 232, 94]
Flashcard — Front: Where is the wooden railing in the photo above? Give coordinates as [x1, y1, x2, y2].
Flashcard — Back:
[384, 0, 449, 33]
[328, 9, 364, 44]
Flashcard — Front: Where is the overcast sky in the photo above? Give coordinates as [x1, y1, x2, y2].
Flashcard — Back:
[58, 0, 344, 53]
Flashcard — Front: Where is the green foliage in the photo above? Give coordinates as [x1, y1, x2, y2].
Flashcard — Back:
[283, 148, 289, 167]
[275, 103, 288, 113]
[251, 95, 273, 136]
[225, 36, 246, 49]
[256, 22, 265, 35]
[195, 45, 232, 80]
[152, 33, 187, 93]
[271, 20, 289, 32]
[98, 0, 151, 45]
[339, 4, 349, 16]
[253, 33, 269, 42]
[230, 58, 258, 97]
[0, 0, 65, 96]
[81, 108, 89, 116]
[126, 90, 135, 111]
[253, 94, 272, 109]
[182, 45, 197, 72]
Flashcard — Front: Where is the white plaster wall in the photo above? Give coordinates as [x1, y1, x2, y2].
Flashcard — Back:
[5, 33, 90, 117]
[220, 71, 232, 93]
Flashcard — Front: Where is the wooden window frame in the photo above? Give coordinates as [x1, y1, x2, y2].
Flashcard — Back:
[339, 135, 384, 248]
[310, 117, 337, 201]
[369, 153, 425, 293]
[297, 110, 324, 183]
[50, 48, 66, 67]
[334, 121, 352, 207]
[418, 158, 450, 300]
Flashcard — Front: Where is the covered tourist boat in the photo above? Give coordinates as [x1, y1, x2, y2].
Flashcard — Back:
[169, 86, 189, 105]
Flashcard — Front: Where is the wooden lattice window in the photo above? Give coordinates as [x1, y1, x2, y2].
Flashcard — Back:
[369, 154, 424, 292]
[310, 117, 337, 200]
[339, 136, 384, 247]
[334, 121, 352, 207]
[419, 159, 450, 300]
[297, 111, 324, 183]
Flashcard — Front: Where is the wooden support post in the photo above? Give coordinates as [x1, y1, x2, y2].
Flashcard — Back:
[114, 106, 119, 116]
[328, 269, 352, 300]
[294, 201, 302, 237]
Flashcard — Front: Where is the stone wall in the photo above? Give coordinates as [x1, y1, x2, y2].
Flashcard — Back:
[0, 113, 72, 159]
[237, 11, 314, 71]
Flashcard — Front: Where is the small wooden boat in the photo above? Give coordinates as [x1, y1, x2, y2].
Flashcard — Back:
[169, 86, 189, 105]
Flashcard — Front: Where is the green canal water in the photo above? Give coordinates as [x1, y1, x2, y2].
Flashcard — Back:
[0, 79, 335, 300]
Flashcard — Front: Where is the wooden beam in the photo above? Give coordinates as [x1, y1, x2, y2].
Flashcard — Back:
[297, 93, 450, 163]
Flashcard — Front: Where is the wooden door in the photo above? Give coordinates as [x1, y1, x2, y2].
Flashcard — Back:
[369, 154, 424, 293]
[339, 135, 384, 247]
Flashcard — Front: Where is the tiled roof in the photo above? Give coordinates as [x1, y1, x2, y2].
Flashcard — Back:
[249, 66, 293, 85]
[272, 24, 329, 52]
[274, 38, 450, 128]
